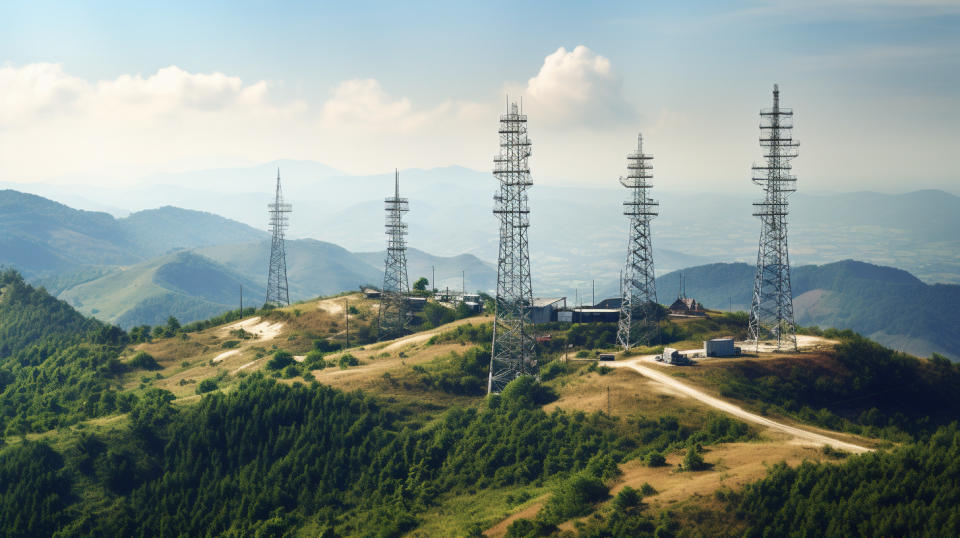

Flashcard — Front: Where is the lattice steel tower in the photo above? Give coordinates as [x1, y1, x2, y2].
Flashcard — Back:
[749, 84, 799, 351]
[488, 101, 537, 394]
[377, 169, 410, 340]
[617, 134, 660, 350]
[265, 169, 291, 307]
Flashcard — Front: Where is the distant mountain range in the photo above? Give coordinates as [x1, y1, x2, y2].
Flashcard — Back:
[655, 260, 960, 360]
[0, 189, 494, 327]
[6, 160, 956, 296]
[353, 247, 496, 294]
[1, 185, 957, 360]
[0, 189, 266, 284]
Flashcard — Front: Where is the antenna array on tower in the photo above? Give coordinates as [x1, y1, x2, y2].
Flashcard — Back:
[616, 134, 660, 350]
[377, 170, 410, 340]
[265, 170, 291, 307]
[488, 102, 537, 394]
[748, 84, 799, 351]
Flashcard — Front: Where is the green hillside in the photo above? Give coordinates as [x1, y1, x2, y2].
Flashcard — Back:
[0, 190, 266, 279]
[0, 190, 137, 274]
[57, 251, 263, 328]
[3, 269, 960, 536]
[656, 260, 960, 360]
[195, 238, 382, 300]
[0, 270, 131, 434]
[354, 247, 496, 292]
[118, 205, 269, 258]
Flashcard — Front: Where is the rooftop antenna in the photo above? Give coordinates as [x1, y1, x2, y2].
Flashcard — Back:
[488, 99, 537, 393]
[265, 168, 291, 306]
[377, 168, 410, 340]
[617, 132, 660, 351]
[748, 84, 799, 352]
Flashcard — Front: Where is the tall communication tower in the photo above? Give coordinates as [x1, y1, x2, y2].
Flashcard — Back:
[488, 101, 537, 394]
[377, 169, 410, 340]
[265, 169, 291, 307]
[617, 134, 660, 350]
[749, 84, 799, 351]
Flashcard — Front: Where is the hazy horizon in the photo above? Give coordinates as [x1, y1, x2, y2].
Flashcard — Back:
[1, 1, 957, 193]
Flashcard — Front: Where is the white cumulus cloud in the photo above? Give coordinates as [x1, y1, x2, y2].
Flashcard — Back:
[520, 45, 636, 126]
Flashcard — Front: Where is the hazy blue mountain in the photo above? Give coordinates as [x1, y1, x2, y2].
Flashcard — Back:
[353, 247, 497, 293]
[12, 162, 959, 291]
[0, 189, 267, 278]
[0, 189, 138, 275]
[120, 206, 268, 258]
[195, 238, 382, 302]
[655, 260, 960, 360]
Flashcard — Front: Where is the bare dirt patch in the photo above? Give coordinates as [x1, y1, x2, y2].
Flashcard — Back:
[220, 316, 285, 341]
[213, 349, 240, 363]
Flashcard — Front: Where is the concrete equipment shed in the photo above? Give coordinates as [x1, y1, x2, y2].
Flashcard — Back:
[705, 337, 739, 357]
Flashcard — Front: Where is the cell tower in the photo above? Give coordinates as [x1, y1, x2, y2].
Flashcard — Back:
[617, 133, 660, 350]
[748, 84, 799, 351]
[377, 169, 410, 340]
[488, 101, 537, 394]
[265, 169, 291, 307]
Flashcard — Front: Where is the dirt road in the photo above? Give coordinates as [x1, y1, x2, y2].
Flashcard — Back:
[608, 357, 871, 453]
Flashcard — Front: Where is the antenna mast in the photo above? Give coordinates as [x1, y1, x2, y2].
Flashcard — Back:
[488, 101, 537, 393]
[617, 133, 660, 350]
[748, 84, 799, 351]
[265, 169, 291, 306]
[377, 169, 410, 340]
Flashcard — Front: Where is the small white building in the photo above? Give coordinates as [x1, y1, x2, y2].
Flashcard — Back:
[705, 337, 739, 357]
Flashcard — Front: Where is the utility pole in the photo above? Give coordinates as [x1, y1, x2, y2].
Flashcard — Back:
[344, 298, 349, 348]
[432, 265, 435, 292]
[239, 284, 243, 315]
[592, 279, 595, 307]
[462, 270, 465, 296]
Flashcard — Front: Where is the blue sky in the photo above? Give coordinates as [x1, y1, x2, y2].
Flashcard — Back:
[0, 1, 957, 192]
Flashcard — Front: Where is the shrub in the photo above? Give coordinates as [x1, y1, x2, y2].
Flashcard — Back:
[646, 452, 667, 467]
[540, 361, 567, 381]
[196, 379, 217, 394]
[338, 354, 359, 369]
[283, 364, 300, 378]
[128, 351, 160, 371]
[303, 350, 328, 370]
[540, 472, 609, 523]
[682, 446, 706, 471]
[266, 351, 294, 370]
[313, 339, 341, 353]
[611, 486, 641, 510]
[500, 376, 557, 410]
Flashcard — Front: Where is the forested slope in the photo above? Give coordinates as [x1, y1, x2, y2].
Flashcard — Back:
[0, 270, 133, 434]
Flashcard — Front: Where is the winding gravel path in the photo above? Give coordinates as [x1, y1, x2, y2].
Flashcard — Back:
[608, 357, 872, 453]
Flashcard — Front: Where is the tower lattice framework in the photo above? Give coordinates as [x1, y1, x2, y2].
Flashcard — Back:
[617, 134, 660, 350]
[749, 84, 799, 351]
[265, 169, 291, 307]
[488, 102, 537, 394]
[377, 169, 410, 340]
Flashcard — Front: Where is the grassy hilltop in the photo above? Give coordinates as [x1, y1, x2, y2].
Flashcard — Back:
[1, 270, 959, 536]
